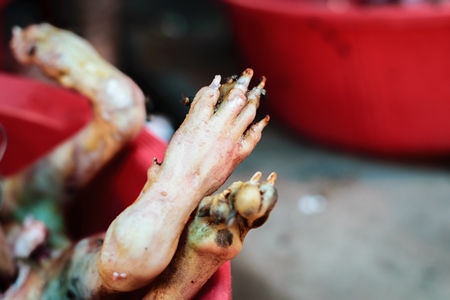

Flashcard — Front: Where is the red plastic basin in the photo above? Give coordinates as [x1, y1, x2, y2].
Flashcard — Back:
[223, 0, 450, 156]
[0, 73, 231, 299]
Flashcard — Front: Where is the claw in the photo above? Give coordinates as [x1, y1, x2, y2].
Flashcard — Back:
[246, 77, 265, 110]
[257, 76, 266, 89]
[258, 77, 267, 100]
[220, 189, 231, 199]
[258, 115, 270, 128]
[250, 171, 262, 183]
[266, 172, 277, 186]
[234, 68, 253, 92]
[209, 75, 221, 90]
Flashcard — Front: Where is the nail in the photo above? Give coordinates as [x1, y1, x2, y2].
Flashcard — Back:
[250, 171, 262, 183]
[209, 75, 221, 90]
[266, 172, 277, 185]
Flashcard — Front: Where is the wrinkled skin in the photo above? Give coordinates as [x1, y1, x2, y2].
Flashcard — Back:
[0, 23, 278, 299]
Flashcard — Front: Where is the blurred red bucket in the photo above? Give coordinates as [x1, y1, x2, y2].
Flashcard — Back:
[0, 73, 231, 299]
[223, 0, 450, 156]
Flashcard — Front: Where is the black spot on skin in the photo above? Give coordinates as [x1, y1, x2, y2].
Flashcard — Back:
[66, 289, 76, 299]
[214, 213, 226, 225]
[27, 44, 36, 56]
[251, 214, 270, 229]
[215, 229, 233, 248]
[238, 218, 248, 241]
[197, 206, 210, 218]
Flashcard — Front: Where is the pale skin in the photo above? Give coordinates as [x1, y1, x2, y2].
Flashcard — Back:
[99, 70, 270, 292]
[1, 23, 278, 299]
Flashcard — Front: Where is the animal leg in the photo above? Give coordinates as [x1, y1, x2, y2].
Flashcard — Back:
[143, 172, 278, 299]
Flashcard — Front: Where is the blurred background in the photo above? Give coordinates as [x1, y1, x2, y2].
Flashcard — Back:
[2, 0, 450, 299]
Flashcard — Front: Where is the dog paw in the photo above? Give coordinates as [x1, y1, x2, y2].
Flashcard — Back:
[188, 172, 278, 259]
[162, 69, 270, 197]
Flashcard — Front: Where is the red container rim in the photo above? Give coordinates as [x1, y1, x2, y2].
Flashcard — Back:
[223, 0, 450, 28]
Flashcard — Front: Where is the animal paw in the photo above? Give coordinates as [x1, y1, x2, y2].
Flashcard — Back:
[161, 69, 270, 197]
[188, 172, 278, 260]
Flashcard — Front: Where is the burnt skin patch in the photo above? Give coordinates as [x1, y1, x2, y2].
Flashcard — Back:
[214, 213, 226, 225]
[251, 214, 270, 229]
[198, 203, 211, 218]
[66, 289, 76, 299]
[27, 43, 37, 56]
[215, 229, 233, 248]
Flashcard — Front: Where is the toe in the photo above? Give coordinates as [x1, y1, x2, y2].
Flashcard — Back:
[256, 176, 278, 219]
[217, 74, 238, 109]
[233, 68, 253, 93]
[213, 69, 254, 121]
[197, 196, 214, 218]
[210, 189, 231, 224]
[188, 76, 221, 120]
[238, 115, 270, 156]
[233, 172, 278, 227]
[235, 77, 266, 128]
[233, 174, 262, 220]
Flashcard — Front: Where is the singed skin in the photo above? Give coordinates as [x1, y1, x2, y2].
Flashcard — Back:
[1, 23, 278, 300]
[3, 24, 146, 229]
[143, 172, 278, 300]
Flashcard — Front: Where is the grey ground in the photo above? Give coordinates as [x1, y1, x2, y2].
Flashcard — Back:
[228, 123, 450, 300]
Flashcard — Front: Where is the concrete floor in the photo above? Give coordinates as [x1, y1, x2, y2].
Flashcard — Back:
[227, 123, 450, 300]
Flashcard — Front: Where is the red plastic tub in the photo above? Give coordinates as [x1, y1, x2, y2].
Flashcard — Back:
[223, 0, 450, 156]
[0, 73, 231, 299]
